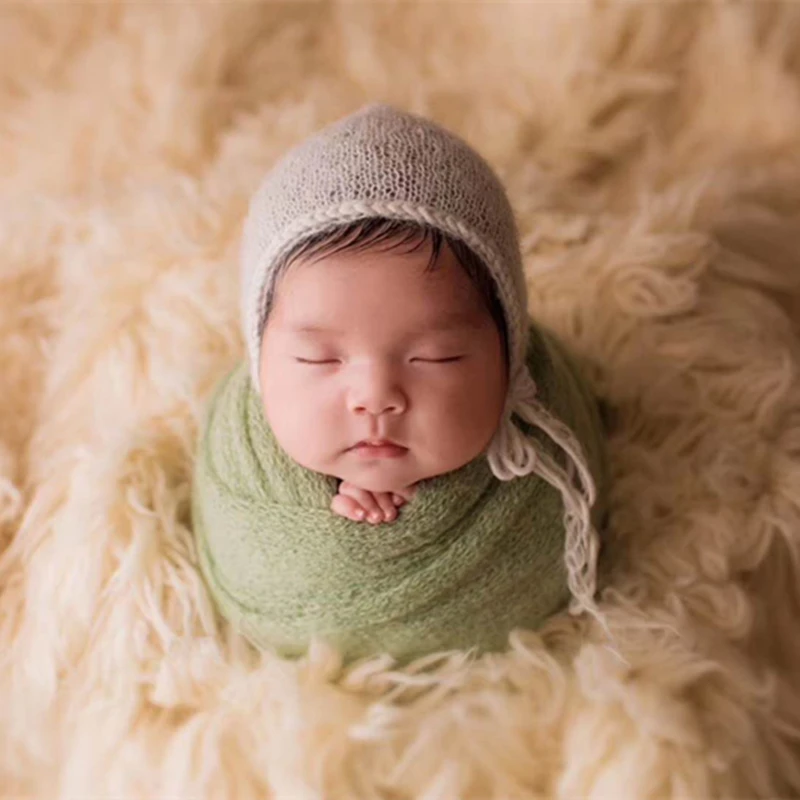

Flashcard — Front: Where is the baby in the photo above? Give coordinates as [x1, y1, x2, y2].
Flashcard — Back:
[258, 216, 510, 526]
[230, 101, 604, 629]
[192, 104, 609, 660]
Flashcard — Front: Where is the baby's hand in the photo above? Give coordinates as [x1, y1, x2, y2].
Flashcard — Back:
[331, 481, 416, 524]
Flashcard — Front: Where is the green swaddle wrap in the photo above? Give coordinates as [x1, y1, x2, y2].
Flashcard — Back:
[192, 322, 607, 663]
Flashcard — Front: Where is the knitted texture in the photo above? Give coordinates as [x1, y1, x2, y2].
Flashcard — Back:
[192, 323, 608, 663]
[239, 103, 607, 621]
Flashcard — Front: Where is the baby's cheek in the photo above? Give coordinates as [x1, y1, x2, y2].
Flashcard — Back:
[266, 385, 335, 468]
[425, 386, 501, 465]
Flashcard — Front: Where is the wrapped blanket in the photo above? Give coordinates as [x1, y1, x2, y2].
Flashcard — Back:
[191, 322, 608, 663]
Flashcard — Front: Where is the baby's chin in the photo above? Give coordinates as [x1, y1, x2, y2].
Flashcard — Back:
[324, 448, 483, 493]
[334, 463, 423, 494]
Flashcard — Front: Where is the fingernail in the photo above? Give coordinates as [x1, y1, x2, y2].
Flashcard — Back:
[354, 509, 365, 520]
[392, 494, 403, 504]
[369, 511, 382, 523]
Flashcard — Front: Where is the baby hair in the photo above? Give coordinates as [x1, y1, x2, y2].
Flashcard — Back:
[263, 216, 510, 370]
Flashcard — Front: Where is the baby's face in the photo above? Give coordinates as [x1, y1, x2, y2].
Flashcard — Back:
[259, 239, 508, 494]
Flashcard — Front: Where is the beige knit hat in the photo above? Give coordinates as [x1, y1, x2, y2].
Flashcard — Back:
[240, 103, 602, 621]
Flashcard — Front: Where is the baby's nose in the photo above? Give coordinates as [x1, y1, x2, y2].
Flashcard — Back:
[348, 372, 407, 416]
[352, 397, 405, 416]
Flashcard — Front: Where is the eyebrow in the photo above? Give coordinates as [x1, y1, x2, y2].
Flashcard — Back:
[286, 311, 484, 336]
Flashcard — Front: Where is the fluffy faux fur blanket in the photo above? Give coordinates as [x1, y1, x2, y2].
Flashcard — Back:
[1, 3, 800, 797]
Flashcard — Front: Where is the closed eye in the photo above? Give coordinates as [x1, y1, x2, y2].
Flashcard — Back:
[295, 356, 464, 365]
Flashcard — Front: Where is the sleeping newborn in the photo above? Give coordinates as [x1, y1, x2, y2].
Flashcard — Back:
[191, 103, 610, 662]
[258, 218, 509, 525]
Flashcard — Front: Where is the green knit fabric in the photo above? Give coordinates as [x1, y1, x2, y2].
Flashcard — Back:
[191, 322, 608, 663]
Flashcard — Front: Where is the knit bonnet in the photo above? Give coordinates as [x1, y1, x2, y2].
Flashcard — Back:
[239, 103, 602, 621]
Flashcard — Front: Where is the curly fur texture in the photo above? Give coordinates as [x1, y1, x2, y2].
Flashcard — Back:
[1, 3, 800, 797]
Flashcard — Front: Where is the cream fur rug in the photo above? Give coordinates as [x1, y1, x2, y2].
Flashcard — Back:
[2, 3, 800, 797]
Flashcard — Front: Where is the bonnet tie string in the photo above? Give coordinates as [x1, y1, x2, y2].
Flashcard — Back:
[487, 366, 603, 624]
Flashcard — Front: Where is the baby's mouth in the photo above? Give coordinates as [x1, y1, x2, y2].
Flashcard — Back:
[350, 440, 408, 459]
[354, 438, 402, 448]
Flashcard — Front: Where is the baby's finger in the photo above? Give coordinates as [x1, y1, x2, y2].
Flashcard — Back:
[373, 492, 398, 521]
[393, 485, 418, 504]
[330, 493, 368, 522]
[337, 484, 383, 522]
